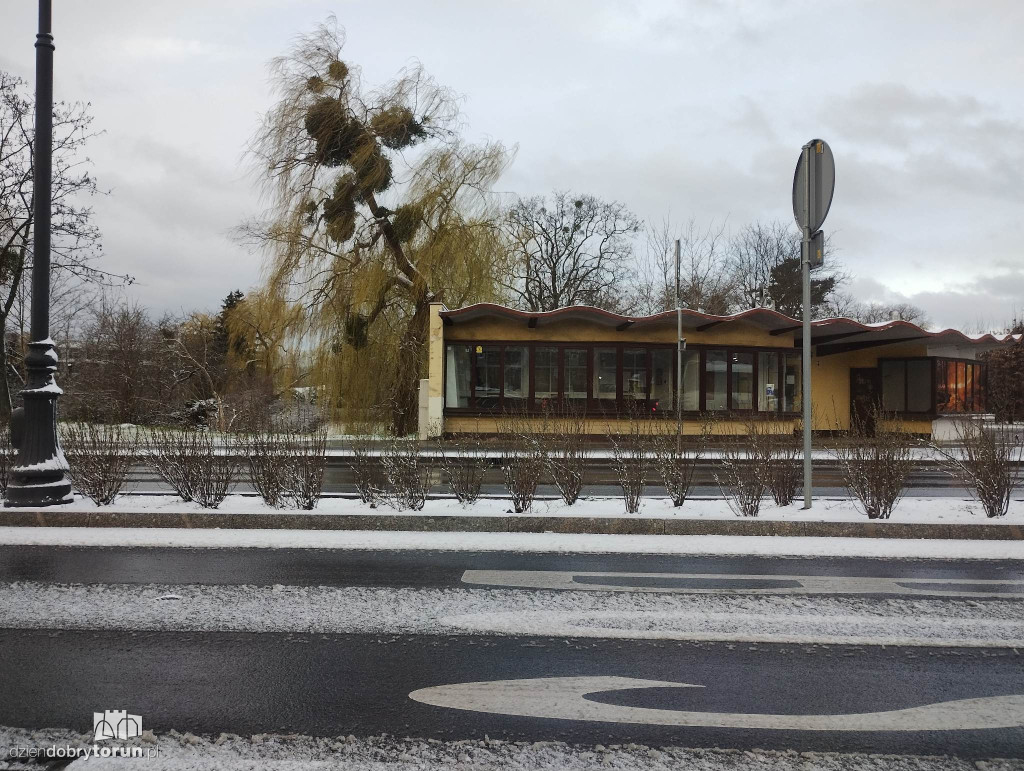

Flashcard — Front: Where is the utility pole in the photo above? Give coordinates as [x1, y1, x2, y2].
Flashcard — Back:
[675, 239, 685, 453]
[800, 143, 813, 510]
[5, 0, 73, 507]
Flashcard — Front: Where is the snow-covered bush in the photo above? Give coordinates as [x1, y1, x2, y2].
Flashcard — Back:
[498, 411, 544, 514]
[439, 432, 490, 506]
[762, 432, 801, 506]
[542, 403, 588, 506]
[652, 417, 709, 508]
[609, 412, 652, 515]
[935, 422, 1021, 518]
[714, 427, 768, 518]
[832, 407, 914, 520]
[381, 436, 432, 511]
[282, 426, 328, 510]
[243, 428, 289, 507]
[350, 436, 384, 507]
[61, 423, 141, 505]
[149, 428, 238, 508]
[0, 421, 12, 496]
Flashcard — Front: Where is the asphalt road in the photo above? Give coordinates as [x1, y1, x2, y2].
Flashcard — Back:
[3, 546, 1024, 589]
[1, 629, 1021, 757]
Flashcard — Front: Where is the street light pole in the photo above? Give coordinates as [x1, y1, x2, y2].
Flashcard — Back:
[5, 0, 73, 507]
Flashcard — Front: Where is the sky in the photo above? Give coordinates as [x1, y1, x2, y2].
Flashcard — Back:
[0, 0, 1021, 332]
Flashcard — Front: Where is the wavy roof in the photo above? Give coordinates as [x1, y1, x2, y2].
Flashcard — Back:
[440, 303, 1018, 349]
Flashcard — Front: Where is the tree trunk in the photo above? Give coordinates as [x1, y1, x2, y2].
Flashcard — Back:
[391, 296, 430, 436]
[0, 336, 11, 422]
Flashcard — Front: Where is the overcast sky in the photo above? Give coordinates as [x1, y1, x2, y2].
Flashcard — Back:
[1, 0, 1021, 331]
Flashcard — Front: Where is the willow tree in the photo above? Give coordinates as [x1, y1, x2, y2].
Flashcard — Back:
[246, 20, 510, 434]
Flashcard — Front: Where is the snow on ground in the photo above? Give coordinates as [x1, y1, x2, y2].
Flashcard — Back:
[2, 726, 1021, 771]
[4, 526, 1024, 560]
[28, 493, 1024, 523]
[2, 582, 1022, 648]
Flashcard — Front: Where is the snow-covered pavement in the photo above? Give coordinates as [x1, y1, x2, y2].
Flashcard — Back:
[5, 726, 1021, 771]
[1, 581, 1023, 647]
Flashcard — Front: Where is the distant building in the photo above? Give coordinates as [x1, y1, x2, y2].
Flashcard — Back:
[418, 303, 1016, 439]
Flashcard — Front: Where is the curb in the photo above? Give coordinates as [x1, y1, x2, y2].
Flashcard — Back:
[1, 510, 1023, 540]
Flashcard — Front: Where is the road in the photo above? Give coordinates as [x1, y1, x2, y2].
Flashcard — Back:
[1, 544, 1023, 758]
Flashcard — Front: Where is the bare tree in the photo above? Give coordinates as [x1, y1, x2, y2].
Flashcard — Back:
[826, 293, 930, 327]
[634, 217, 736, 316]
[728, 221, 840, 316]
[502, 191, 641, 312]
[0, 72, 131, 418]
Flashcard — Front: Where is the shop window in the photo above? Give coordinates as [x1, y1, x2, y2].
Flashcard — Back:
[534, 347, 558, 405]
[907, 360, 931, 412]
[783, 354, 801, 412]
[881, 360, 906, 412]
[594, 347, 617, 404]
[564, 348, 588, 408]
[650, 349, 673, 413]
[706, 350, 727, 411]
[504, 346, 529, 407]
[445, 345, 471, 408]
[731, 352, 754, 410]
[758, 352, 779, 412]
[623, 348, 647, 404]
[474, 346, 501, 408]
[681, 350, 700, 411]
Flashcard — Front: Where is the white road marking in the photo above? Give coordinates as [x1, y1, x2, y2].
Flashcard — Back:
[409, 676, 1024, 731]
[461, 570, 1024, 598]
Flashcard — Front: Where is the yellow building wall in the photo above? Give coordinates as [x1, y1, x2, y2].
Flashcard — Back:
[809, 341, 929, 431]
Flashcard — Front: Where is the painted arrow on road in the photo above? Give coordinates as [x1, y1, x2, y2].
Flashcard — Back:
[409, 676, 1024, 731]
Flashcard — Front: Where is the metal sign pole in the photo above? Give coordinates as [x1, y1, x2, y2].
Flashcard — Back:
[801, 143, 813, 510]
[675, 239, 682, 454]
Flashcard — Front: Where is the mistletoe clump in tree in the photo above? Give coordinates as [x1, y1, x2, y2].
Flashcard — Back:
[246, 19, 509, 434]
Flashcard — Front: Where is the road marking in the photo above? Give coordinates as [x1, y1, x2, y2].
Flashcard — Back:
[409, 676, 1024, 731]
[461, 570, 1024, 598]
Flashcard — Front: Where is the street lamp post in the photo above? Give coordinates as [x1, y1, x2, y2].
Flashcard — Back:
[4, 0, 73, 507]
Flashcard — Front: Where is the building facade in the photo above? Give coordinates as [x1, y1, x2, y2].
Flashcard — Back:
[420, 303, 1015, 438]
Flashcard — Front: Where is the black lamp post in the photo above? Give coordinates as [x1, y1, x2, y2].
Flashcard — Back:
[4, 0, 73, 507]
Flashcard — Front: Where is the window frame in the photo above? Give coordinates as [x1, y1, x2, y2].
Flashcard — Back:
[442, 340, 800, 417]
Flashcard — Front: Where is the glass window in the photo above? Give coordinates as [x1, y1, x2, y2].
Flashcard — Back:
[681, 350, 700, 411]
[976, 363, 986, 413]
[650, 349, 673, 413]
[705, 350, 727, 411]
[474, 346, 501, 409]
[783, 353, 801, 412]
[564, 349, 588, 408]
[445, 345, 471, 408]
[594, 347, 617, 404]
[623, 348, 647, 404]
[955, 361, 967, 411]
[731, 352, 754, 410]
[534, 347, 558, 405]
[907, 360, 931, 412]
[881, 360, 906, 412]
[935, 360, 950, 413]
[503, 346, 528, 407]
[758, 352, 779, 412]
[964, 362, 976, 412]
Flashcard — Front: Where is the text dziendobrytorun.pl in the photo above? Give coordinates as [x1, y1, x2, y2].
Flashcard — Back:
[5, 743, 159, 760]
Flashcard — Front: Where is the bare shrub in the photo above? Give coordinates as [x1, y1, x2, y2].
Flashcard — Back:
[243, 428, 289, 507]
[439, 431, 490, 506]
[714, 422, 769, 518]
[652, 416, 709, 508]
[763, 431, 801, 506]
[609, 412, 652, 515]
[350, 435, 384, 507]
[60, 423, 141, 505]
[282, 426, 328, 510]
[381, 436, 432, 511]
[935, 421, 1022, 518]
[149, 428, 237, 508]
[832, 407, 914, 520]
[542, 403, 588, 506]
[499, 410, 545, 514]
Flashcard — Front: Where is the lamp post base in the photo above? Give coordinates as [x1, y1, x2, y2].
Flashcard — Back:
[4, 339, 73, 507]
